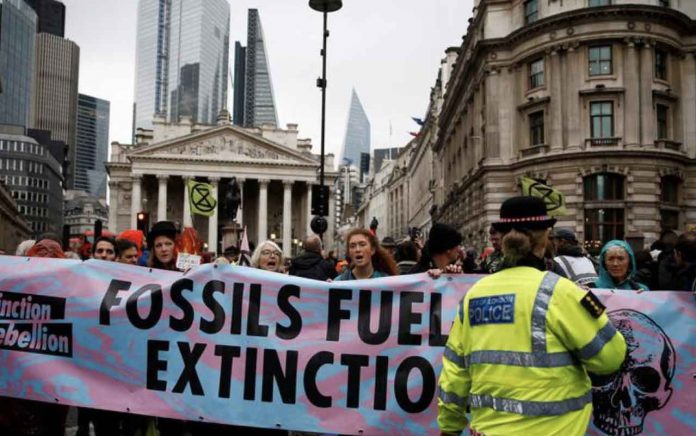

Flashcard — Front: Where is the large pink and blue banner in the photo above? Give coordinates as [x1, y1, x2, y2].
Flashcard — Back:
[0, 256, 693, 435]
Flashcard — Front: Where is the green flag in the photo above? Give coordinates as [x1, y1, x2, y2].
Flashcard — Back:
[520, 177, 568, 217]
[188, 180, 217, 217]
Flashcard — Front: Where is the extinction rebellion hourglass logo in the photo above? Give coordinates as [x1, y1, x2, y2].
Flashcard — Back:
[0, 291, 72, 357]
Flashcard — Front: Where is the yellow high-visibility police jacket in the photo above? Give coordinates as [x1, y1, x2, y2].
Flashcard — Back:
[438, 267, 627, 435]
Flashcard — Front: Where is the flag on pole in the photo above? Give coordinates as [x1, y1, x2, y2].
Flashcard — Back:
[409, 132, 420, 137]
[187, 179, 217, 217]
[238, 226, 251, 266]
[411, 117, 424, 126]
[520, 176, 568, 217]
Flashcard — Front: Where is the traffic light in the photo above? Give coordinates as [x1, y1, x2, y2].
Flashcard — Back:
[136, 211, 149, 233]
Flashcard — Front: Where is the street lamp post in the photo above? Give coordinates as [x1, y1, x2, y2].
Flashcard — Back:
[309, 0, 342, 239]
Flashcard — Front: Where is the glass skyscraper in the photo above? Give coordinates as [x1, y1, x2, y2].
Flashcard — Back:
[233, 9, 278, 128]
[0, 0, 37, 129]
[133, 0, 230, 132]
[340, 89, 371, 167]
[76, 94, 110, 198]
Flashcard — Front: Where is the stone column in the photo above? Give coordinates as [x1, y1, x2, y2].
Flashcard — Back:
[108, 180, 118, 232]
[306, 182, 313, 236]
[208, 177, 220, 255]
[484, 69, 500, 157]
[183, 176, 192, 228]
[130, 174, 142, 229]
[258, 179, 269, 242]
[565, 44, 582, 147]
[624, 40, 640, 146]
[640, 41, 654, 146]
[237, 178, 245, 226]
[282, 181, 293, 258]
[549, 49, 563, 150]
[157, 175, 168, 222]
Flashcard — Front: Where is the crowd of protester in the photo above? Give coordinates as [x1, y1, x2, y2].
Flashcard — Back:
[1, 208, 695, 435]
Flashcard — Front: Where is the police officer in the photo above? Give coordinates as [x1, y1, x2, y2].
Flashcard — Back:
[438, 196, 627, 435]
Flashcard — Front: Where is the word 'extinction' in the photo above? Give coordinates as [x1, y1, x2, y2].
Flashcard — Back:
[100, 279, 449, 346]
[147, 341, 436, 413]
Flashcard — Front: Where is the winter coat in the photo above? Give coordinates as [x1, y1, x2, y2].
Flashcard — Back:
[289, 250, 337, 281]
[594, 240, 649, 290]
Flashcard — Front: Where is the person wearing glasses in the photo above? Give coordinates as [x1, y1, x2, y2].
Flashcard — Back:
[251, 240, 284, 273]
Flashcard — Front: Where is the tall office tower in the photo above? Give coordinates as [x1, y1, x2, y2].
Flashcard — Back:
[133, 0, 230, 133]
[76, 94, 110, 198]
[24, 0, 65, 37]
[233, 9, 278, 128]
[0, 0, 37, 129]
[340, 89, 370, 167]
[31, 32, 79, 188]
[232, 41, 246, 126]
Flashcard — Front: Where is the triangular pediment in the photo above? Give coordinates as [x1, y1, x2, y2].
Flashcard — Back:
[128, 125, 318, 166]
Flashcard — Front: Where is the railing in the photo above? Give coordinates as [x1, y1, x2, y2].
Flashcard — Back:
[655, 139, 682, 151]
[520, 144, 549, 157]
[587, 137, 621, 147]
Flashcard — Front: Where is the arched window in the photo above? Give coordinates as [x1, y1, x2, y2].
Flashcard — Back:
[583, 173, 625, 253]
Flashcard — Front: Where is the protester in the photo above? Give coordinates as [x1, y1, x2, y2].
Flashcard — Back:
[147, 221, 179, 270]
[408, 223, 462, 274]
[335, 228, 398, 280]
[289, 235, 337, 280]
[26, 239, 65, 258]
[394, 239, 419, 274]
[15, 239, 35, 256]
[633, 249, 656, 289]
[250, 240, 284, 273]
[438, 196, 627, 435]
[115, 238, 139, 265]
[118, 229, 146, 265]
[0, 239, 69, 434]
[222, 245, 240, 264]
[92, 236, 117, 261]
[594, 240, 649, 290]
[659, 231, 696, 291]
[551, 228, 598, 286]
[381, 236, 397, 258]
[479, 226, 503, 273]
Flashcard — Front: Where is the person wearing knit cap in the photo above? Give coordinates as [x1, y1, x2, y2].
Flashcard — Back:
[408, 223, 463, 275]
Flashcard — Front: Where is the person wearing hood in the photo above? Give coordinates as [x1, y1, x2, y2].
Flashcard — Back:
[289, 235, 337, 281]
[594, 240, 649, 290]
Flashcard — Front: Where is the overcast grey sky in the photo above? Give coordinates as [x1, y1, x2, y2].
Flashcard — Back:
[63, 0, 474, 165]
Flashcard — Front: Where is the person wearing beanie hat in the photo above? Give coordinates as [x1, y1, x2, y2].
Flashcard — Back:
[147, 221, 179, 270]
[438, 196, 626, 435]
[408, 223, 463, 275]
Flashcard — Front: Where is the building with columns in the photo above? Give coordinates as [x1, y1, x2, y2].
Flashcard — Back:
[431, 0, 696, 252]
[107, 115, 337, 256]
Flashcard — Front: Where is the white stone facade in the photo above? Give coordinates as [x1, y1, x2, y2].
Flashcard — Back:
[433, 1, 696, 250]
[107, 118, 337, 256]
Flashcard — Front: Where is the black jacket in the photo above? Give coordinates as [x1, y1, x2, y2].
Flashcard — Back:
[289, 251, 337, 281]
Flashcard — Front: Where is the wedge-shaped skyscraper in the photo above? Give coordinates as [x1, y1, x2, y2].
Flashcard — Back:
[233, 9, 278, 128]
[340, 89, 371, 167]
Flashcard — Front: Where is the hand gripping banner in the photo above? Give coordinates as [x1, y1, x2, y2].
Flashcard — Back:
[0, 256, 693, 435]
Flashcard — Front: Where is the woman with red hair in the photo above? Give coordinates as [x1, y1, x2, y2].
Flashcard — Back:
[335, 228, 398, 280]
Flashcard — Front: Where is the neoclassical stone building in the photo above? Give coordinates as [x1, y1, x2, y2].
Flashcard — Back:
[107, 116, 337, 256]
[433, 0, 696, 251]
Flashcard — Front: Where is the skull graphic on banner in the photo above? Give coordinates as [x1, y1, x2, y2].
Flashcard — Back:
[590, 309, 677, 436]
